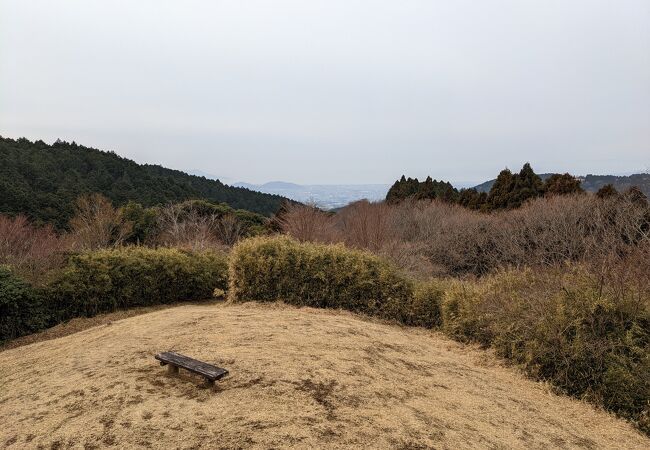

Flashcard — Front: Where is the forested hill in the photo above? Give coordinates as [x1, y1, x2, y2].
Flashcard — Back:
[474, 172, 650, 197]
[0, 136, 290, 227]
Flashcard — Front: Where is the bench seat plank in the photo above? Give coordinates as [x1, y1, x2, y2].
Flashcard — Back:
[155, 352, 228, 381]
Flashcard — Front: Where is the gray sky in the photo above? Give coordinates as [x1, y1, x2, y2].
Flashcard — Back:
[1, 0, 649, 185]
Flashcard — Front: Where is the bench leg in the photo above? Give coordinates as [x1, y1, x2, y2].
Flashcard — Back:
[168, 364, 179, 375]
[204, 378, 215, 388]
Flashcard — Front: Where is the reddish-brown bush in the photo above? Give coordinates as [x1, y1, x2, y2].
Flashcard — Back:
[274, 202, 336, 243]
[279, 194, 650, 278]
[0, 214, 67, 283]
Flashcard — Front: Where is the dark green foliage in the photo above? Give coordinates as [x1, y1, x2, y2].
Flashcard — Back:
[458, 188, 488, 210]
[487, 163, 544, 210]
[477, 173, 650, 199]
[386, 175, 459, 204]
[597, 184, 619, 199]
[121, 201, 160, 244]
[390, 165, 644, 213]
[1, 247, 228, 342]
[387, 164, 562, 211]
[485, 169, 516, 210]
[47, 247, 228, 320]
[515, 162, 545, 202]
[228, 236, 415, 320]
[0, 136, 290, 228]
[0, 266, 51, 342]
[544, 173, 584, 196]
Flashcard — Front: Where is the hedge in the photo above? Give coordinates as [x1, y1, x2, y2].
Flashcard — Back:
[0, 266, 51, 342]
[228, 236, 416, 320]
[47, 246, 228, 320]
[1, 247, 228, 342]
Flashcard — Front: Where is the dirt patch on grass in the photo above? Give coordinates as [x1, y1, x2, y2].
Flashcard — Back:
[0, 302, 647, 449]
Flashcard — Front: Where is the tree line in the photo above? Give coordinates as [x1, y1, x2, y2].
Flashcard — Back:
[386, 163, 647, 211]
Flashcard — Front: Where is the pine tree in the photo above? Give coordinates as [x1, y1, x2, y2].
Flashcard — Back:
[511, 163, 544, 208]
[544, 173, 583, 196]
[487, 169, 515, 210]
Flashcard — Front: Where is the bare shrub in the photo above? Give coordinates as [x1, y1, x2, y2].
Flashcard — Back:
[336, 200, 394, 251]
[306, 194, 650, 278]
[156, 204, 223, 251]
[276, 203, 336, 243]
[498, 195, 596, 267]
[0, 214, 67, 283]
[68, 194, 132, 250]
[215, 214, 243, 246]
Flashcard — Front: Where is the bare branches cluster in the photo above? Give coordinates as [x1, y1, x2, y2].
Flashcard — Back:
[278, 195, 650, 278]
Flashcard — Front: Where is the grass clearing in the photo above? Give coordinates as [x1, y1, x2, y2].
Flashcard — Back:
[0, 303, 647, 449]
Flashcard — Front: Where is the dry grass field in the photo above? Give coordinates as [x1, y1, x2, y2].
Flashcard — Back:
[1, 303, 648, 449]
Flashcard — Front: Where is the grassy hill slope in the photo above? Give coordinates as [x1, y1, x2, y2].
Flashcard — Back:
[1, 303, 647, 449]
[0, 136, 290, 227]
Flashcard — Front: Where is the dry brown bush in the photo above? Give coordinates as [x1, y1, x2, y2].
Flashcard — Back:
[215, 214, 244, 246]
[68, 193, 132, 250]
[279, 195, 650, 277]
[155, 204, 224, 251]
[275, 202, 336, 243]
[0, 214, 67, 283]
[336, 200, 394, 251]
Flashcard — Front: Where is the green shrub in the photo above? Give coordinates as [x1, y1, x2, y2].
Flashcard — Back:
[47, 246, 228, 320]
[228, 236, 414, 320]
[404, 280, 445, 328]
[440, 279, 492, 344]
[441, 267, 650, 433]
[0, 266, 51, 342]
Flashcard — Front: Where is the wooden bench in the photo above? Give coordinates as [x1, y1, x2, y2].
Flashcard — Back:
[155, 352, 228, 385]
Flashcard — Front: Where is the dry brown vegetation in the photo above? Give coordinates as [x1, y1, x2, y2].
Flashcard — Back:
[0, 195, 237, 283]
[0, 214, 67, 284]
[278, 195, 650, 278]
[1, 303, 648, 449]
[155, 203, 240, 251]
[68, 193, 133, 251]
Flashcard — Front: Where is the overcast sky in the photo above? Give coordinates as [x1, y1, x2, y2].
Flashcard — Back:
[1, 0, 648, 185]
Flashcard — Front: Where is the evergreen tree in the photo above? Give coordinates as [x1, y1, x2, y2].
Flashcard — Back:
[458, 188, 487, 210]
[487, 169, 515, 210]
[386, 176, 407, 203]
[596, 184, 618, 199]
[510, 163, 544, 208]
[544, 173, 583, 196]
[417, 176, 437, 199]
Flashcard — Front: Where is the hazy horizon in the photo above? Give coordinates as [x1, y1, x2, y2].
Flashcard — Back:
[1, 0, 649, 184]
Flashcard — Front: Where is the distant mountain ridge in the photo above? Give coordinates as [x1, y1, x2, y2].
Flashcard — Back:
[0, 136, 291, 228]
[473, 173, 650, 197]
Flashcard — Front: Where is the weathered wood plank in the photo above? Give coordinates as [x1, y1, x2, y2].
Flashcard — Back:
[155, 352, 228, 381]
